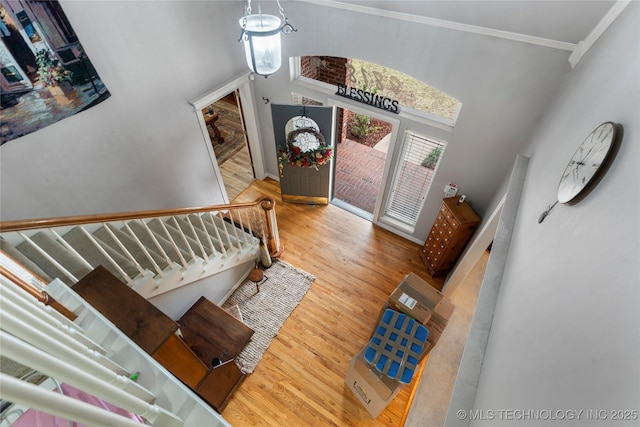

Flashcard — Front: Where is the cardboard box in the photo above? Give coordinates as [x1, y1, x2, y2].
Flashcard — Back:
[425, 298, 455, 345]
[433, 298, 455, 323]
[372, 273, 455, 360]
[345, 349, 405, 418]
[388, 272, 443, 323]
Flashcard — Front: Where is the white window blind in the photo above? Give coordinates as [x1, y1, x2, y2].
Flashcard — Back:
[384, 131, 446, 226]
[291, 92, 323, 106]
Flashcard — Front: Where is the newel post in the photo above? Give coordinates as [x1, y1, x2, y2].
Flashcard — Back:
[260, 198, 282, 257]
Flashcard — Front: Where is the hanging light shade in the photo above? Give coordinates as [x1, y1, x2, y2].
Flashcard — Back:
[240, 14, 282, 76]
[239, 0, 296, 77]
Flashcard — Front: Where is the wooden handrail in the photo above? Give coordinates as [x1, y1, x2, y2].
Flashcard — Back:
[0, 197, 275, 232]
[0, 265, 77, 321]
[0, 196, 282, 257]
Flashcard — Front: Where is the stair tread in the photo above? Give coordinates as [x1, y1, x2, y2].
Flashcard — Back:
[93, 224, 169, 273]
[173, 216, 218, 258]
[146, 218, 198, 262]
[2, 210, 265, 299]
[1, 237, 54, 283]
[64, 227, 139, 284]
[14, 231, 92, 285]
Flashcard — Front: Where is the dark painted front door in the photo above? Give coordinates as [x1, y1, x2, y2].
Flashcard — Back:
[271, 104, 336, 204]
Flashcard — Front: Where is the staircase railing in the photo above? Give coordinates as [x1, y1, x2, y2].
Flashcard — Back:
[0, 269, 232, 427]
[0, 197, 281, 298]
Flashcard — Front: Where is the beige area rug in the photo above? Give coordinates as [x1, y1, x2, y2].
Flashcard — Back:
[222, 260, 315, 374]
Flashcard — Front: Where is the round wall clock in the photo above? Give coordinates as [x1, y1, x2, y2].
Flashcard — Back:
[557, 121, 618, 204]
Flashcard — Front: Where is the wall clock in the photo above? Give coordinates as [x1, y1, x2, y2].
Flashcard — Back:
[557, 121, 618, 204]
[538, 121, 620, 223]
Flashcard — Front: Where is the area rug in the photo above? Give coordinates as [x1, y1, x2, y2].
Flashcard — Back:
[211, 98, 247, 165]
[221, 259, 315, 374]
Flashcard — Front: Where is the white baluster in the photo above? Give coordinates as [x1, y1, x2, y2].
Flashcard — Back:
[241, 209, 252, 245]
[122, 221, 164, 277]
[136, 219, 175, 268]
[50, 229, 94, 270]
[0, 374, 153, 427]
[156, 218, 189, 267]
[236, 210, 249, 247]
[0, 249, 48, 290]
[77, 227, 133, 286]
[194, 214, 218, 257]
[214, 212, 235, 251]
[0, 279, 95, 348]
[207, 212, 227, 257]
[102, 224, 146, 276]
[0, 330, 155, 404]
[170, 217, 198, 263]
[1, 296, 126, 375]
[184, 215, 208, 261]
[226, 211, 242, 251]
[17, 231, 78, 283]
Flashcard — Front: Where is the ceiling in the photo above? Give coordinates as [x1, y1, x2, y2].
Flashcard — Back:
[310, 0, 618, 45]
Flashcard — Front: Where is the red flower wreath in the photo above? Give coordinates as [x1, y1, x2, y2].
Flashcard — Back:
[278, 127, 333, 177]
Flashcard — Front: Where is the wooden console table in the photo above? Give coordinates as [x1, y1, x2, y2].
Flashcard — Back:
[204, 112, 225, 145]
[179, 296, 253, 366]
[73, 266, 253, 412]
[178, 296, 254, 411]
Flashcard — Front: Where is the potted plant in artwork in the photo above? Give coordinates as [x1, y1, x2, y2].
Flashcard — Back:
[35, 49, 73, 95]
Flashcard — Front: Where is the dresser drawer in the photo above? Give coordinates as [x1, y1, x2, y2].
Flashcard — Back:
[420, 197, 480, 277]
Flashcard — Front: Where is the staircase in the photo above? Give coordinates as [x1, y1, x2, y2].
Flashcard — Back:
[0, 197, 281, 426]
[0, 271, 232, 427]
[0, 197, 280, 300]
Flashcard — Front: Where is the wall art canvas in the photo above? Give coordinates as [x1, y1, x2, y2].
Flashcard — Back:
[0, 0, 110, 145]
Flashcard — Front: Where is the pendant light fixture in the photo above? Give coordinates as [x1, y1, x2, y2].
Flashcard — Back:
[239, 0, 296, 76]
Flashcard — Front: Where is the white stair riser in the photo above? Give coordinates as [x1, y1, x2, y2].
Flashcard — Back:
[1, 213, 262, 300]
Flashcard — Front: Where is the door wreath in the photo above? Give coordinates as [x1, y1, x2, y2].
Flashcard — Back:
[278, 126, 333, 177]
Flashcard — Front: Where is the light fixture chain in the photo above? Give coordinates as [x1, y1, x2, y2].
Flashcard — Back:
[238, 0, 296, 76]
[276, 0, 286, 20]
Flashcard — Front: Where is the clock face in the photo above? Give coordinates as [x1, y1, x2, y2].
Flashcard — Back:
[557, 122, 617, 204]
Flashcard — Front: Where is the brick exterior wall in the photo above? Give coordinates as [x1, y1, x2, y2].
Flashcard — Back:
[300, 56, 351, 144]
[300, 56, 319, 80]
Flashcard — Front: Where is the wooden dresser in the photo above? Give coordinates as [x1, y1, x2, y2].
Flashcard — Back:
[73, 266, 253, 412]
[420, 197, 480, 277]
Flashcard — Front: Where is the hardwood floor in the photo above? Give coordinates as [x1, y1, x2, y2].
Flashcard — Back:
[224, 178, 445, 426]
[205, 91, 255, 201]
[220, 144, 255, 201]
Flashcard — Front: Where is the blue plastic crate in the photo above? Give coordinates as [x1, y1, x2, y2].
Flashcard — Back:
[364, 308, 428, 384]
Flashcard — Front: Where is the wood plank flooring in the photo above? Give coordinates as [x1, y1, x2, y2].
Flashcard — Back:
[223, 178, 445, 426]
[219, 144, 255, 201]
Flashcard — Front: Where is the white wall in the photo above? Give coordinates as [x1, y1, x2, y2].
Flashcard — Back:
[249, 1, 573, 240]
[149, 261, 253, 320]
[2, 1, 637, 420]
[1, 1, 577, 246]
[468, 3, 639, 424]
[0, 1, 247, 221]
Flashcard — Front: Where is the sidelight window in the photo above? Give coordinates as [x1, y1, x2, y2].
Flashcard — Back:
[384, 131, 446, 226]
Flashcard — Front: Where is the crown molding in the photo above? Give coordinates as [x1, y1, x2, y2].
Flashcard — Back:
[568, 0, 631, 68]
[296, 0, 577, 51]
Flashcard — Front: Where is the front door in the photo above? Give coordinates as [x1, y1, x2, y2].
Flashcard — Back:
[271, 104, 336, 204]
